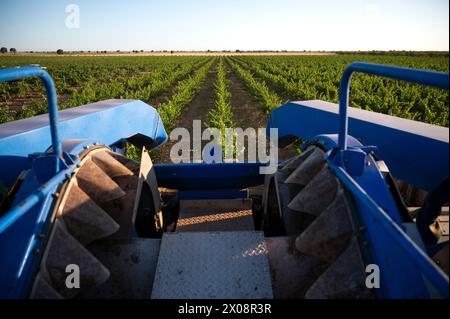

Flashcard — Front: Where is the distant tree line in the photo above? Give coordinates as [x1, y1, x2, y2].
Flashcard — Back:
[4, 47, 446, 58]
[0, 47, 17, 54]
[336, 50, 449, 58]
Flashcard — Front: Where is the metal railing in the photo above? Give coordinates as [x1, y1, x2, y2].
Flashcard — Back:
[338, 62, 449, 150]
[0, 66, 62, 170]
[0, 66, 65, 234]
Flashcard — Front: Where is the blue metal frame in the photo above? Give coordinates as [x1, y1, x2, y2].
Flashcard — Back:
[0, 67, 168, 298]
[338, 62, 449, 150]
[1, 63, 449, 299]
[329, 63, 449, 298]
[331, 165, 448, 298]
[0, 66, 62, 172]
[0, 166, 72, 234]
[0, 153, 78, 298]
[0, 99, 168, 188]
[267, 100, 448, 192]
[332, 63, 448, 297]
[265, 62, 449, 298]
[154, 162, 265, 190]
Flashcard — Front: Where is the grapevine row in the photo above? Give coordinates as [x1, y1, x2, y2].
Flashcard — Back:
[226, 58, 282, 113]
[158, 58, 215, 131]
[0, 57, 210, 124]
[231, 55, 448, 126]
[206, 58, 235, 158]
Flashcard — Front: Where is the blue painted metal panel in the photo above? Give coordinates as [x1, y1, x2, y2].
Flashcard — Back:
[267, 100, 448, 192]
[0, 99, 168, 188]
[318, 134, 404, 224]
[0, 139, 107, 299]
[154, 162, 265, 191]
[0, 162, 75, 298]
[331, 164, 448, 298]
[315, 133, 363, 151]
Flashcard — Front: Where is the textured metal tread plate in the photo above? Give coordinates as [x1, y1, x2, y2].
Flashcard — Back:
[80, 239, 160, 299]
[151, 231, 273, 299]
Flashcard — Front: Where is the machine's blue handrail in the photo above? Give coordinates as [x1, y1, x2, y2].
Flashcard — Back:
[0, 66, 62, 172]
[338, 62, 449, 150]
[0, 168, 71, 234]
[331, 164, 449, 298]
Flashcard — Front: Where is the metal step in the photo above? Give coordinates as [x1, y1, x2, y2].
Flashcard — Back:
[176, 199, 254, 232]
[151, 231, 273, 299]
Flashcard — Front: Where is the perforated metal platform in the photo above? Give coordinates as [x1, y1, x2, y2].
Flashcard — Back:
[151, 231, 273, 299]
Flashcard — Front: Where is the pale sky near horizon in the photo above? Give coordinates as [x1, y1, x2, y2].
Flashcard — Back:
[0, 0, 448, 52]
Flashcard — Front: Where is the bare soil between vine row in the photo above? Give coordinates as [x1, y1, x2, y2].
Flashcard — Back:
[154, 64, 217, 163]
[154, 60, 297, 164]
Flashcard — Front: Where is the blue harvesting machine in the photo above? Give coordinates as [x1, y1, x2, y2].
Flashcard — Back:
[0, 63, 448, 299]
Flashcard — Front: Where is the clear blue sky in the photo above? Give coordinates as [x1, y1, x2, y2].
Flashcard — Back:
[0, 0, 448, 51]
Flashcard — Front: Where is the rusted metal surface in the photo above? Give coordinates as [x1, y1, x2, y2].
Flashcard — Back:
[284, 147, 325, 185]
[31, 146, 149, 298]
[60, 183, 119, 245]
[109, 151, 140, 174]
[295, 190, 353, 262]
[396, 179, 428, 207]
[266, 236, 328, 299]
[278, 148, 314, 177]
[100, 175, 137, 239]
[91, 150, 134, 178]
[40, 221, 110, 298]
[30, 273, 63, 299]
[305, 239, 373, 299]
[76, 159, 126, 203]
[288, 167, 339, 215]
[81, 239, 160, 299]
[276, 174, 312, 236]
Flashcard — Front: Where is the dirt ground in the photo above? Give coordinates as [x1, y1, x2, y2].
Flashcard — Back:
[149, 82, 179, 108]
[225, 62, 266, 129]
[155, 63, 217, 163]
[225, 60, 299, 161]
[153, 59, 298, 163]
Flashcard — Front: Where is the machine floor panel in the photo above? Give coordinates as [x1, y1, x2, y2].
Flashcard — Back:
[79, 239, 160, 299]
[151, 231, 273, 299]
[177, 199, 254, 232]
